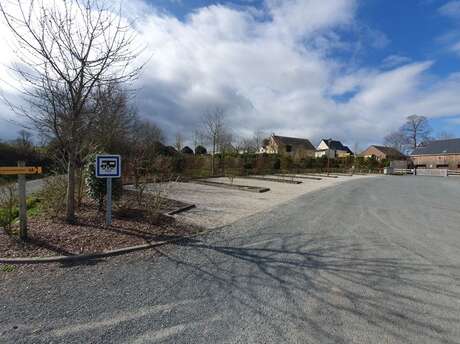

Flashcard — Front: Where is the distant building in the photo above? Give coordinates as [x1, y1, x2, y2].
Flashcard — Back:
[410, 138, 460, 170]
[315, 139, 353, 158]
[260, 134, 315, 158]
[359, 145, 406, 161]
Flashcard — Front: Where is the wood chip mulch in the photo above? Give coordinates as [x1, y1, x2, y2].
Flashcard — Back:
[0, 192, 202, 258]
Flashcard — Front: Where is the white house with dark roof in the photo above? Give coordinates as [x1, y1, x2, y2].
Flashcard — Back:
[315, 139, 353, 158]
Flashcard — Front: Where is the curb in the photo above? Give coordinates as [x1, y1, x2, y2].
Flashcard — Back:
[167, 204, 196, 216]
[0, 235, 200, 265]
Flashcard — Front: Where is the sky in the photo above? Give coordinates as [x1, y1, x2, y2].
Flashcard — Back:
[1, 0, 460, 150]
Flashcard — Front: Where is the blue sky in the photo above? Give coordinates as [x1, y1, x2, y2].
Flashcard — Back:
[1, 0, 460, 148]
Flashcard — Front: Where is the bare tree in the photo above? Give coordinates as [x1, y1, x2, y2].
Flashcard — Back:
[402, 115, 432, 149]
[384, 131, 409, 153]
[128, 117, 164, 186]
[436, 131, 455, 140]
[202, 107, 225, 176]
[0, 0, 143, 223]
[384, 115, 431, 154]
[236, 136, 258, 154]
[13, 129, 34, 160]
[90, 83, 136, 154]
[192, 129, 205, 151]
[174, 132, 184, 152]
[253, 129, 266, 153]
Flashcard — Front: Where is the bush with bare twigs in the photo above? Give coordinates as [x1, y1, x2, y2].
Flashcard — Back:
[38, 176, 68, 218]
[143, 176, 176, 225]
[0, 184, 18, 235]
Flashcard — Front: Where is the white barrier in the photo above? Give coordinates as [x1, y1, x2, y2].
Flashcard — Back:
[385, 168, 414, 175]
[415, 168, 448, 177]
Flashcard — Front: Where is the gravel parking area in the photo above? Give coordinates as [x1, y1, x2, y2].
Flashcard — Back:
[3, 176, 460, 344]
[146, 174, 374, 229]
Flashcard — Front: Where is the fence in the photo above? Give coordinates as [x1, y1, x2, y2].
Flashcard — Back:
[415, 168, 448, 177]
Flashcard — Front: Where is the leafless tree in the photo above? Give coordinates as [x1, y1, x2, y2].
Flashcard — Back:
[384, 131, 409, 153]
[384, 115, 431, 154]
[253, 129, 266, 152]
[90, 83, 136, 154]
[0, 0, 143, 223]
[436, 131, 454, 140]
[128, 117, 164, 185]
[192, 129, 205, 151]
[402, 115, 432, 149]
[202, 107, 225, 175]
[174, 132, 184, 152]
[236, 136, 257, 154]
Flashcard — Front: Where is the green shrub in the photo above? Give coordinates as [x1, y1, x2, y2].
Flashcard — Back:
[84, 153, 122, 211]
[0, 264, 16, 272]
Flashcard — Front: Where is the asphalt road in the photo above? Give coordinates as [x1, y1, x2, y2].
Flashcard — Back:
[0, 178, 46, 197]
[1, 176, 460, 343]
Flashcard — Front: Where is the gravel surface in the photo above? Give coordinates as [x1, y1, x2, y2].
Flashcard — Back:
[1, 176, 460, 343]
[157, 174, 372, 229]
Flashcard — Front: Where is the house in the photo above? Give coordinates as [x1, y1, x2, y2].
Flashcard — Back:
[315, 139, 353, 158]
[410, 138, 460, 170]
[260, 134, 315, 158]
[359, 145, 406, 161]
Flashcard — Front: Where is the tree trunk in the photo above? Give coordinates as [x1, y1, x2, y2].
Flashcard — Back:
[76, 167, 84, 209]
[211, 137, 216, 176]
[66, 155, 76, 224]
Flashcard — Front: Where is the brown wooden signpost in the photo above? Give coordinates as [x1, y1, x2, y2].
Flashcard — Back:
[0, 163, 43, 240]
[0, 166, 43, 175]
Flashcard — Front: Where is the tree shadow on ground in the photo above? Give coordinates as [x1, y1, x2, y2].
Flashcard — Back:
[160, 232, 460, 343]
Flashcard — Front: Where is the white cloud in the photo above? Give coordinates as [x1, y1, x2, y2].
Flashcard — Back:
[2, 0, 460, 145]
[439, 1, 460, 19]
[381, 54, 412, 68]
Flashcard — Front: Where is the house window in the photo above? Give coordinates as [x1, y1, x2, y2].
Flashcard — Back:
[416, 164, 426, 168]
[436, 164, 448, 168]
[285, 145, 292, 153]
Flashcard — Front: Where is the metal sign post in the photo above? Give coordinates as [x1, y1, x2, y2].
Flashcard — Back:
[106, 177, 112, 225]
[95, 155, 121, 226]
[0, 164, 43, 240]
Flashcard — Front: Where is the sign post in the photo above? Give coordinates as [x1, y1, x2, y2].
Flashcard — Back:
[0, 164, 43, 240]
[95, 155, 121, 226]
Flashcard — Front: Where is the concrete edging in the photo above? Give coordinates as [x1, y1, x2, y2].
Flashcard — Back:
[0, 233, 203, 265]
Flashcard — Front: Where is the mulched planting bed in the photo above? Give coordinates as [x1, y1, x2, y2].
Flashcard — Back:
[191, 180, 270, 193]
[277, 174, 322, 181]
[241, 176, 302, 184]
[0, 191, 202, 259]
[298, 173, 338, 178]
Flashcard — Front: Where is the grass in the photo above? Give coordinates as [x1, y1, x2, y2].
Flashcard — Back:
[0, 264, 16, 272]
[0, 196, 42, 231]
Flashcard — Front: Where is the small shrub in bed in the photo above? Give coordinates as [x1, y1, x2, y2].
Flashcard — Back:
[0, 183, 18, 235]
[38, 175, 67, 218]
[84, 153, 122, 211]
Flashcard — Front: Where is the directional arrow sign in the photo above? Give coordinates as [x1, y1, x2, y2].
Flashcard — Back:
[0, 166, 43, 175]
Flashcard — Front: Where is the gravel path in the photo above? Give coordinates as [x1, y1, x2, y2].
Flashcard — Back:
[1, 176, 460, 343]
[156, 174, 373, 229]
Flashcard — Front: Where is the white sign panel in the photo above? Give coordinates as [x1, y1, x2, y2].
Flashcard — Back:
[96, 155, 121, 178]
